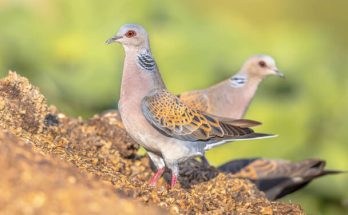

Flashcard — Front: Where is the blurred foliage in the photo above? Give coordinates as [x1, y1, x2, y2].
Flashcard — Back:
[0, 0, 348, 214]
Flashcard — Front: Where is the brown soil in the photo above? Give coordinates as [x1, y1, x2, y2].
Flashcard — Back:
[0, 131, 162, 215]
[0, 71, 305, 214]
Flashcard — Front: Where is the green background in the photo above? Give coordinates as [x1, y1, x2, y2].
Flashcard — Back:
[1, 0, 347, 214]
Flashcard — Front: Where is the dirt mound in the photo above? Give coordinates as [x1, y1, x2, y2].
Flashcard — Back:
[0, 71, 304, 214]
[0, 131, 162, 215]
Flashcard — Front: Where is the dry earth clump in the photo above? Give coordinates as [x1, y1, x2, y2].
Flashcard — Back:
[0, 131, 162, 215]
[0, 71, 305, 214]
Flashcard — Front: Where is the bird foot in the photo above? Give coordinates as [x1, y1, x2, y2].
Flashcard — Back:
[149, 167, 165, 187]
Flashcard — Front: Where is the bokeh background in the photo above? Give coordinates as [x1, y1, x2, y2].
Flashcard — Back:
[1, 0, 347, 214]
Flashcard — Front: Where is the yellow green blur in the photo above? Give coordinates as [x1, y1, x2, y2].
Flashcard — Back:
[0, 1, 347, 214]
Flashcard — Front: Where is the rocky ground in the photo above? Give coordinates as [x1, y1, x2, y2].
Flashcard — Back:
[0, 71, 305, 214]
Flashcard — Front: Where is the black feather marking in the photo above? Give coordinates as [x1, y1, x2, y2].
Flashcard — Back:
[137, 50, 157, 72]
[230, 75, 247, 87]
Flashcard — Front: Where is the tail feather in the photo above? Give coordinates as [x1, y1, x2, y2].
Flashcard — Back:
[264, 169, 345, 200]
[205, 113, 262, 127]
[204, 133, 276, 150]
[229, 133, 277, 140]
[227, 119, 262, 128]
[318, 169, 345, 176]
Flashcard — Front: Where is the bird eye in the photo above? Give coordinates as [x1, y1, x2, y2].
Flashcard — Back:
[125, 30, 136, 38]
[258, 61, 267, 67]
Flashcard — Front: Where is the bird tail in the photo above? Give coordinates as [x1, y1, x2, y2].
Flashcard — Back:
[263, 169, 345, 200]
[204, 133, 276, 150]
[319, 169, 346, 176]
[228, 132, 277, 140]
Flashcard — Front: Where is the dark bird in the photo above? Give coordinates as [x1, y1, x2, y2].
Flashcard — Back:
[218, 158, 343, 200]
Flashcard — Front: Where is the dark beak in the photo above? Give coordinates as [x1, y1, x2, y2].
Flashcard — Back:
[274, 69, 285, 79]
[105, 35, 123, 44]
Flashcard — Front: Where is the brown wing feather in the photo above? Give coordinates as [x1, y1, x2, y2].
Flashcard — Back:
[142, 89, 257, 142]
[179, 91, 209, 112]
[179, 92, 261, 127]
[234, 159, 327, 180]
[235, 159, 283, 179]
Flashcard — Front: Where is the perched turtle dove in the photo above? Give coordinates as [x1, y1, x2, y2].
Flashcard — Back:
[179, 55, 284, 119]
[106, 24, 276, 188]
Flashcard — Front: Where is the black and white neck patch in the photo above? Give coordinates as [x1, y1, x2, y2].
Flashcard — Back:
[137, 49, 157, 72]
[229, 74, 247, 88]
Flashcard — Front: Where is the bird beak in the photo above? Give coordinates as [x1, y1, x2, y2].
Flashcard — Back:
[273, 69, 285, 79]
[105, 35, 123, 44]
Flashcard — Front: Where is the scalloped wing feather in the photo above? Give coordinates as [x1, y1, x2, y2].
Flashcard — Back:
[232, 159, 326, 179]
[142, 89, 258, 142]
[179, 91, 210, 112]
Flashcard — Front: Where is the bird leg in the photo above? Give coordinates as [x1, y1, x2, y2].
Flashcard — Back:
[170, 174, 177, 189]
[163, 158, 179, 189]
[201, 155, 211, 167]
[147, 152, 166, 187]
[168, 162, 179, 189]
[149, 167, 165, 187]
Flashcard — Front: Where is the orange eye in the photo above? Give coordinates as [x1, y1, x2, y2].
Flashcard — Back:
[125, 30, 136, 38]
[258, 61, 266, 67]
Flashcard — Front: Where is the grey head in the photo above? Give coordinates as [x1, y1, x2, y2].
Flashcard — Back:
[240, 55, 284, 78]
[106, 24, 150, 49]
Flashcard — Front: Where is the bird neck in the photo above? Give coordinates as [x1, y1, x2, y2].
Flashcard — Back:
[120, 47, 165, 105]
[235, 75, 263, 102]
[230, 70, 264, 89]
[220, 72, 263, 118]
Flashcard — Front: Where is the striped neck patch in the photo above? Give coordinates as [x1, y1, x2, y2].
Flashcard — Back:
[229, 74, 248, 88]
[137, 49, 157, 72]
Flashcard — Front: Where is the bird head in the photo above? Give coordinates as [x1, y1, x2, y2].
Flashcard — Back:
[242, 55, 284, 79]
[106, 24, 149, 49]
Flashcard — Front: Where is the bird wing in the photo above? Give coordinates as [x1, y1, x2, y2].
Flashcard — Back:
[179, 91, 210, 112]
[219, 159, 291, 179]
[219, 158, 329, 179]
[141, 89, 260, 142]
[218, 158, 260, 174]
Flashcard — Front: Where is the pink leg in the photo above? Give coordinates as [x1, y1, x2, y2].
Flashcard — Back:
[149, 167, 165, 187]
[170, 174, 177, 189]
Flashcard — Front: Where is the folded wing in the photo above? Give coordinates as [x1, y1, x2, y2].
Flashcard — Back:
[179, 91, 210, 112]
[142, 89, 264, 142]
